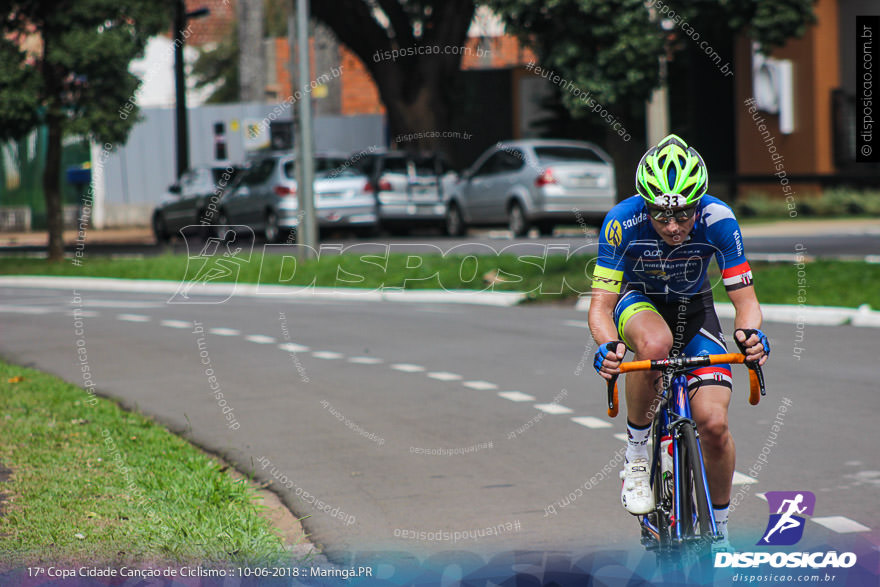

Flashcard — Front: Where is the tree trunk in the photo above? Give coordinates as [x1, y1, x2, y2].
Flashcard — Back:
[43, 111, 64, 262]
[238, 0, 265, 101]
[42, 31, 65, 263]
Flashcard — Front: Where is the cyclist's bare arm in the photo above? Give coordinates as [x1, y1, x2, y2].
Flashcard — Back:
[588, 287, 625, 379]
[727, 285, 768, 365]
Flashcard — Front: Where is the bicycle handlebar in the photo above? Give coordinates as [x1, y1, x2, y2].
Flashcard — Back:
[605, 353, 766, 418]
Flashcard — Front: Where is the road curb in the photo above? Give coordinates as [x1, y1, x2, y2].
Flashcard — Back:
[0, 276, 526, 307]
[573, 297, 880, 328]
[4, 276, 878, 324]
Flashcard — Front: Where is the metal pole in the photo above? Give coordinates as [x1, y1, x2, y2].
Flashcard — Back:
[173, 0, 189, 179]
[295, 0, 317, 253]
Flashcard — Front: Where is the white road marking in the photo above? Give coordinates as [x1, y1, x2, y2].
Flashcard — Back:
[245, 334, 276, 344]
[348, 356, 383, 364]
[0, 305, 52, 314]
[614, 433, 628, 442]
[313, 351, 343, 360]
[564, 320, 590, 328]
[82, 300, 161, 308]
[755, 492, 767, 501]
[279, 343, 310, 353]
[117, 313, 150, 322]
[160, 319, 191, 328]
[497, 391, 536, 402]
[67, 309, 99, 317]
[463, 381, 498, 390]
[209, 328, 240, 336]
[571, 416, 613, 429]
[390, 363, 426, 373]
[534, 403, 574, 415]
[811, 516, 871, 533]
[732, 471, 758, 485]
[427, 371, 462, 381]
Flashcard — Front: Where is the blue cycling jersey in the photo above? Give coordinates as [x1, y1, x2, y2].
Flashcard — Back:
[593, 195, 753, 303]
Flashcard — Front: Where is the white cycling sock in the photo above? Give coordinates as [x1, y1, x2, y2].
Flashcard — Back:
[625, 420, 651, 463]
[713, 502, 730, 539]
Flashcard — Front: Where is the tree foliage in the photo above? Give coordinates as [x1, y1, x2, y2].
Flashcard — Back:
[0, 0, 171, 260]
[487, 0, 816, 117]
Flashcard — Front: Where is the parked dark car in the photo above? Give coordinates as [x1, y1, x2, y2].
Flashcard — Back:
[445, 140, 617, 236]
[153, 165, 241, 243]
[355, 150, 457, 235]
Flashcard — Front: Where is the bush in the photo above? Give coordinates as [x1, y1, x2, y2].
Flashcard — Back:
[734, 189, 880, 218]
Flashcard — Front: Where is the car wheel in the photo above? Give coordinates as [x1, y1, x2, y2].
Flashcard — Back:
[264, 211, 280, 243]
[445, 204, 466, 236]
[153, 213, 170, 244]
[508, 202, 529, 237]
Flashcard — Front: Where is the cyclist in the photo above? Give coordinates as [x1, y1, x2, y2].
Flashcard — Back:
[587, 134, 769, 550]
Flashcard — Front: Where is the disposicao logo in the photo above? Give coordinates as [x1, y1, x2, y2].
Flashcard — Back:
[714, 490, 858, 570]
[758, 490, 815, 546]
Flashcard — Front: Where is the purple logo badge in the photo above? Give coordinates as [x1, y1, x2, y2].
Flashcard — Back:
[758, 491, 816, 546]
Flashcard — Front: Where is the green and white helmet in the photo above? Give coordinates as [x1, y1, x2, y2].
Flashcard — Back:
[635, 134, 708, 207]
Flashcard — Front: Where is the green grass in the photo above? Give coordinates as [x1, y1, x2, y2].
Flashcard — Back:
[2, 254, 878, 308]
[0, 360, 290, 567]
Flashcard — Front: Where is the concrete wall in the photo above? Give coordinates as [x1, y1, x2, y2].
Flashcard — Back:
[97, 103, 384, 227]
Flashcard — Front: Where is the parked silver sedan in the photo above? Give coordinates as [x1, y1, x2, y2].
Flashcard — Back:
[217, 152, 378, 241]
[445, 140, 617, 236]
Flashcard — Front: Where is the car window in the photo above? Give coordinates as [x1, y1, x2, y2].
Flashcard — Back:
[212, 167, 239, 186]
[413, 157, 441, 177]
[534, 146, 606, 165]
[382, 157, 409, 175]
[244, 159, 276, 185]
[498, 150, 525, 172]
[473, 152, 504, 177]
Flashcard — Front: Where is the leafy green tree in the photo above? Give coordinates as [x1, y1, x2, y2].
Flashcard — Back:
[486, 0, 815, 196]
[310, 0, 476, 153]
[0, 0, 170, 261]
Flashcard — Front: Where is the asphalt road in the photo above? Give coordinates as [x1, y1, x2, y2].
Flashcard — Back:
[0, 285, 877, 566]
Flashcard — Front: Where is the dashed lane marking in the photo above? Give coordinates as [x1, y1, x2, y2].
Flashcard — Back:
[117, 313, 150, 322]
[811, 516, 871, 533]
[313, 351, 344, 360]
[563, 320, 590, 328]
[209, 328, 240, 336]
[427, 372, 462, 381]
[534, 403, 574, 415]
[732, 471, 758, 485]
[160, 319, 192, 328]
[245, 334, 276, 344]
[463, 381, 498, 391]
[390, 363, 426, 373]
[497, 391, 536, 402]
[279, 343, 310, 353]
[614, 433, 628, 442]
[0, 305, 52, 314]
[348, 357, 383, 364]
[571, 416, 613, 429]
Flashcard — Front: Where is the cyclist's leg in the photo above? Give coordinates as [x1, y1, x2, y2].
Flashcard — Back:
[681, 293, 734, 506]
[616, 291, 672, 427]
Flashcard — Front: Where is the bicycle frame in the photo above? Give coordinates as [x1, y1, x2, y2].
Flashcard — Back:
[642, 370, 718, 547]
[604, 352, 766, 555]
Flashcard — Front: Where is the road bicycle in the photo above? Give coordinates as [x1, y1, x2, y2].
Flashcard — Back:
[605, 352, 766, 570]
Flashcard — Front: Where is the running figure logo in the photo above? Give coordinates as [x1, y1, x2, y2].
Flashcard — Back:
[758, 491, 816, 546]
[168, 226, 255, 304]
